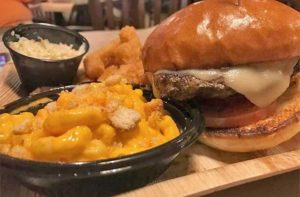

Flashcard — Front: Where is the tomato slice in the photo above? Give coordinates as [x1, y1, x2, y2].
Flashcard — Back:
[197, 95, 277, 128]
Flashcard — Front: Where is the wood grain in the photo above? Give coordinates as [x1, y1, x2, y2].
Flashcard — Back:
[0, 29, 299, 197]
[0, 63, 26, 108]
[121, 149, 300, 197]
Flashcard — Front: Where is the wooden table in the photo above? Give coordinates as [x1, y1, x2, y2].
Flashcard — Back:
[0, 28, 299, 197]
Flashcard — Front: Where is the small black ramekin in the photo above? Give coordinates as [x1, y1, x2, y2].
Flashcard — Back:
[0, 85, 204, 196]
[2, 23, 89, 92]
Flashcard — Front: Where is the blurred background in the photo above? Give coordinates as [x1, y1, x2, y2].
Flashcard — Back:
[1, 0, 300, 32]
[1, 0, 202, 32]
[0, 0, 299, 68]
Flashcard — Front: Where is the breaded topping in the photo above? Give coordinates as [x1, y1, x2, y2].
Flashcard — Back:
[109, 107, 141, 130]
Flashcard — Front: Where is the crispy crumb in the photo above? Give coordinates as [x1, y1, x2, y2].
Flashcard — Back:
[9, 145, 32, 160]
[106, 99, 120, 113]
[72, 84, 90, 95]
[45, 102, 57, 112]
[13, 119, 32, 134]
[144, 99, 164, 118]
[104, 75, 122, 86]
[109, 107, 141, 130]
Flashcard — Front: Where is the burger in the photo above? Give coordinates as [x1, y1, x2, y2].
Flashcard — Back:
[142, 0, 300, 152]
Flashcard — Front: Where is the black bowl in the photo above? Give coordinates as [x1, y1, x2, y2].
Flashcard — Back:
[2, 23, 89, 92]
[0, 85, 204, 196]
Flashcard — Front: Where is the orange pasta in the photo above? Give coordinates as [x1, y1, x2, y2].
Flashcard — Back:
[0, 82, 179, 162]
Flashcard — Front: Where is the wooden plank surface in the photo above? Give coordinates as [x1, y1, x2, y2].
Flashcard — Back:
[122, 149, 300, 197]
[0, 28, 299, 197]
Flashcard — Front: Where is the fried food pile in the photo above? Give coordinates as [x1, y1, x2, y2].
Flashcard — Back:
[83, 26, 145, 84]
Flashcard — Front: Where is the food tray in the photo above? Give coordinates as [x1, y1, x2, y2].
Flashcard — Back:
[0, 61, 299, 197]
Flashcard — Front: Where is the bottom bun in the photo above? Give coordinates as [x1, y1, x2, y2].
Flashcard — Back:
[199, 73, 300, 152]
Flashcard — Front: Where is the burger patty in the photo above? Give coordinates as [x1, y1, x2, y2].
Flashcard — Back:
[153, 61, 300, 100]
[153, 73, 236, 100]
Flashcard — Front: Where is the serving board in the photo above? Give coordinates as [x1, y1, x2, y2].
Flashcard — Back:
[0, 61, 299, 197]
[0, 29, 299, 196]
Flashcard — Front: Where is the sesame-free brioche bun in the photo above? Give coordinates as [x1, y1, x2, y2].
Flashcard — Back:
[143, 0, 300, 72]
[199, 73, 300, 152]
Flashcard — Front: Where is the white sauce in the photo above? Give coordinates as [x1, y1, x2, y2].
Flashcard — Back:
[155, 58, 299, 107]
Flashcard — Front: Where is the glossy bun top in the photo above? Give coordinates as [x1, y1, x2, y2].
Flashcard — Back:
[143, 0, 300, 72]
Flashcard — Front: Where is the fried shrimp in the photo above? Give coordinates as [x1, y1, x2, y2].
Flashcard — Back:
[83, 26, 145, 84]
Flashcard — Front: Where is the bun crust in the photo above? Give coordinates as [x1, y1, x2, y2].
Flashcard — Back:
[143, 0, 300, 72]
[199, 73, 300, 152]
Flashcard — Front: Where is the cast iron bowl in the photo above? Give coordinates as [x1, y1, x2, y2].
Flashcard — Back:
[0, 84, 204, 196]
[2, 23, 89, 92]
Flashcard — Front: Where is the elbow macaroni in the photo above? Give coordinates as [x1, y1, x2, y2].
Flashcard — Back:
[43, 107, 107, 136]
[0, 82, 180, 162]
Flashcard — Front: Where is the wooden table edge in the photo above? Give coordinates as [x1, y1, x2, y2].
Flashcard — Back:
[121, 149, 300, 197]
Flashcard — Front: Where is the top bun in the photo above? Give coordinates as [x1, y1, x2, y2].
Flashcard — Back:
[143, 0, 300, 72]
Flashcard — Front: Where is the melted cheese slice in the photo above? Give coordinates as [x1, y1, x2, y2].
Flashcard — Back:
[156, 58, 299, 107]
